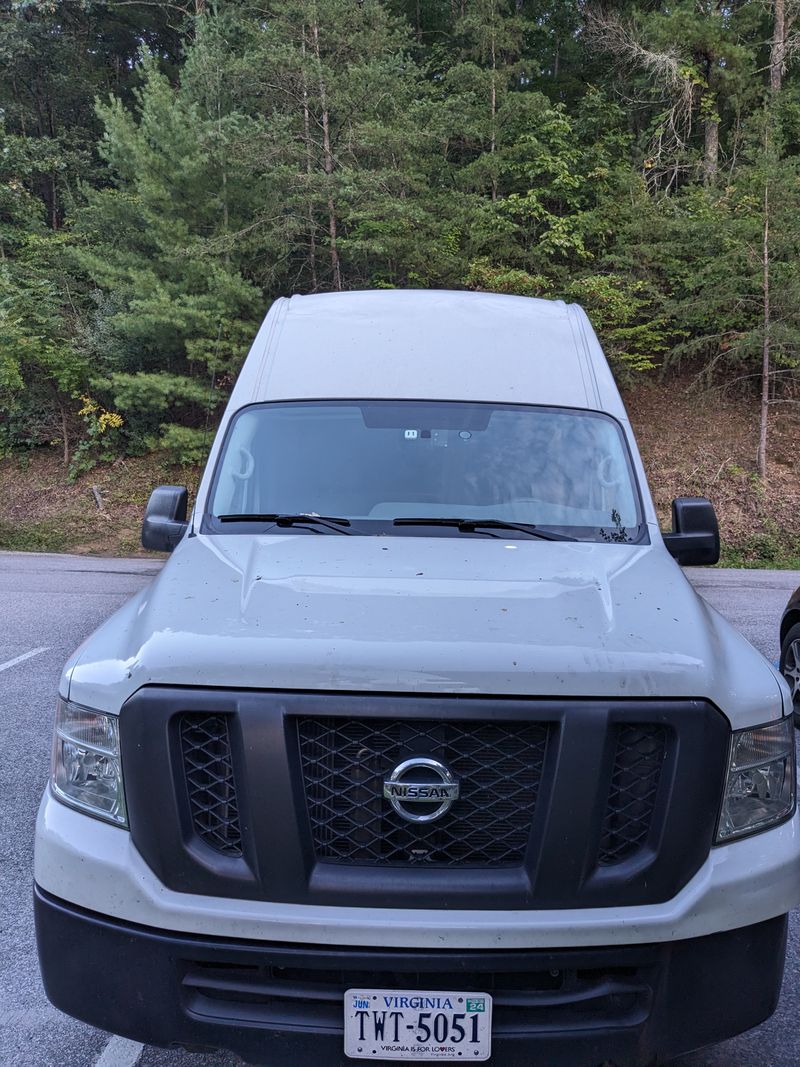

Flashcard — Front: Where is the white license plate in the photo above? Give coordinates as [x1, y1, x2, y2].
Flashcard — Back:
[344, 988, 492, 1061]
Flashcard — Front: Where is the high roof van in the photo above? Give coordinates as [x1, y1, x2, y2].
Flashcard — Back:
[36, 290, 800, 1066]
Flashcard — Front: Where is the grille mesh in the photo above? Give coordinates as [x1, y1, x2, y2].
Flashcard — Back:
[297, 717, 549, 866]
[180, 713, 243, 856]
[598, 724, 667, 865]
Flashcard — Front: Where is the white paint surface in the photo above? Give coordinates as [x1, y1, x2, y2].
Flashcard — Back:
[93, 1035, 143, 1067]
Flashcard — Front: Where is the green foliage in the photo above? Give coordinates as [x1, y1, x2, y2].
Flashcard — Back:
[466, 259, 550, 298]
[564, 275, 669, 377]
[158, 425, 212, 467]
[102, 372, 216, 416]
[2, 0, 800, 473]
[0, 518, 68, 554]
[68, 50, 265, 448]
[0, 227, 90, 456]
[719, 527, 800, 571]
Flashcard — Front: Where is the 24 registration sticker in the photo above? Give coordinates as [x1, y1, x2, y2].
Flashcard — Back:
[344, 988, 492, 1061]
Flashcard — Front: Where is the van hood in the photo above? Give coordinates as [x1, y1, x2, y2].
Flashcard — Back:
[66, 533, 783, 727]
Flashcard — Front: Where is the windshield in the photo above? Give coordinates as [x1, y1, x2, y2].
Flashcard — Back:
[205, 400, 644, 542]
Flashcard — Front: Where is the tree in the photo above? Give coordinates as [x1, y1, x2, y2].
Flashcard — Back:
[231, 0, 438, 290]
[72, 49, 265, 456]
[2, 0, 800, 475]
[585, 3, 759, 189]
[0, 0, 181, 228]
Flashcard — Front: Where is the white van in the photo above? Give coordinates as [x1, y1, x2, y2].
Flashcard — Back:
[35, 290, 800, 1066]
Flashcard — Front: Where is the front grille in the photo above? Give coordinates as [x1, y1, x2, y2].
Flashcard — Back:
[182, 956, 651, 1033]
[180, 714, 243, 856]
[125, 690, 728, 908]
[297, 717, 549, 866]
[598, 724, 667, 865]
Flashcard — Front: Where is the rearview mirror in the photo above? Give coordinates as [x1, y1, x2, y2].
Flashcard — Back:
[141, 485, 189, 552]
[663, 496, 720, 566]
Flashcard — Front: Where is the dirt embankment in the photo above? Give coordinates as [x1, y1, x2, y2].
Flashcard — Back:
[1, 378, 799, 564]
[0, 451, 200, 557]
[625, 379, 800, 567]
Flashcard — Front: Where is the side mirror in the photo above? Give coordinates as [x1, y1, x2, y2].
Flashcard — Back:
[141, 485, 189, 552]
[663, 496, 720, 566]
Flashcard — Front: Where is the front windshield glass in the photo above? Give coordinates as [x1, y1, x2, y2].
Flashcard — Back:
[206, 400, 644, 542]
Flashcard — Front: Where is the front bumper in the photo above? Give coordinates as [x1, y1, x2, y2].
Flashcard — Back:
[35, 885, 788, 1067]
[34, 792, 800, 948]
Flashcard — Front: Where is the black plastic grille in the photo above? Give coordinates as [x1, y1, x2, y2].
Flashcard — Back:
[183, 956, 650, 1033]
[180, 714, 243, 856]
[598, 724, 667, 866]
[297, 717, 550, 866]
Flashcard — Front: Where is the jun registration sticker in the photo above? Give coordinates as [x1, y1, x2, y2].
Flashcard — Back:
[344, 988, 492, 1061]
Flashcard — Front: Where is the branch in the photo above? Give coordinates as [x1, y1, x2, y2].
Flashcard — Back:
[584, 9, 697, 186]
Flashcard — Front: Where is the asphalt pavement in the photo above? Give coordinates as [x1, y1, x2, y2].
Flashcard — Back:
[1, 550, 799, 1067]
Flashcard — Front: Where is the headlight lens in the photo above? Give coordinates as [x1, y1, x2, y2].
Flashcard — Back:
[716, 716, 795, 842]
[51, 698, 127, 827]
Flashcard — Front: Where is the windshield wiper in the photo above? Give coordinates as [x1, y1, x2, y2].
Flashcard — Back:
[217, 513, 353, 534]
[392, 517, 578, 542]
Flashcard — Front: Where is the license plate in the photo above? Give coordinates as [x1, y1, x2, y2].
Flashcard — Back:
[344, 988, 492, 1061]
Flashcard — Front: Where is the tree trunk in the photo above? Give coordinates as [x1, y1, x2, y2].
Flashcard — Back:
[771, 0, 786, 93]
[219, 119, 230, 266]
[490, 6, 497, 202]
[701, 16, 720, 186]
[703, 110, 719, 184]
[221, 166, 230, 266]
[49, 173, 59, 229]
[48, 99, 59, 228]
[301, 31, 318, 291]
[759, 0, 786, 473]
[59, 399, 70, 468]
[325, 192, 341, 291]
[757, 180, 770, 480]
[311, 18, 342, 291]
[12, 77, 27, 137]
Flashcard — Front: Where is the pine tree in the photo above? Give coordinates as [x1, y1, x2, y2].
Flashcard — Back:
[72, 49, 265, 457]
[230, 0, 439, 290]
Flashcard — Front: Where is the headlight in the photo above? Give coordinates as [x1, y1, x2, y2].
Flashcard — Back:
[51, 698, 127, 827]
[716, 716, 795, 842]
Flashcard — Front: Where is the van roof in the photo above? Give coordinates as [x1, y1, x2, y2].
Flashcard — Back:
[228, 290, 626, 418]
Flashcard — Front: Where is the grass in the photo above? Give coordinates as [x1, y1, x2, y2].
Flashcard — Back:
[0, 519, 70, 553]
[718, 538, 800, 571]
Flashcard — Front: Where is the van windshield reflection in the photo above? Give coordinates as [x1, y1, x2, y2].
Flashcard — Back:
[205, 400, 644, 543]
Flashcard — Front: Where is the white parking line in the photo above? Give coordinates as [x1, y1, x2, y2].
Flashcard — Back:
[0, 646, 49, 674]
[94, 1035, 144, 1067]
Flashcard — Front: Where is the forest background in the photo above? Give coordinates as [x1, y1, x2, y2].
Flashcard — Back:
[2, 0, 800, 562]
